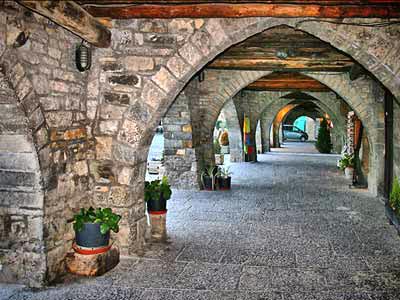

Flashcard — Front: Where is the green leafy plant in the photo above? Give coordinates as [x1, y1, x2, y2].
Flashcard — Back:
[315, 118, 332, 153]
[390, 177, 400, 212]
[73, 207, 121, 235]
[144, 176, 172, 202]
[214, 139, 221, 154]
[218, 166, 232, 178]
[338, 153, 354, 171]
[201, 165, 217, 190]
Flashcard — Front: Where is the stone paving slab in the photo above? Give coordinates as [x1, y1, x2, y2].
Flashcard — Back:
[4, 152, 400, 299]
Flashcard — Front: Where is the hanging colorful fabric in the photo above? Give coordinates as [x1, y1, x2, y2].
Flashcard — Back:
[243, 115, 251, 154]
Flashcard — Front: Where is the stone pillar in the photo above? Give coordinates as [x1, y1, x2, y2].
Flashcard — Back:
[148, 212, 167, 242]
[222, 99, 243, 162]
[260, 118, 270, 153]
[163, 90, 199, 189]
[272, 120, 281, 148]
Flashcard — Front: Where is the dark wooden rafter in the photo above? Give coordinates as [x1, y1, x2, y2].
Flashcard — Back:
[245, 72, 331, 92]
[82, 2, 400, 19]
[208, 25, 354, 72]
[79, 1, 400, 4]
[18, 1, 111, 47]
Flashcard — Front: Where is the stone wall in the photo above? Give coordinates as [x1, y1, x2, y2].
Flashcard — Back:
[0, 70, 45, 287]
[1, 2, 92, 286]
[163, 81, 199, 189]
[1, 2, 399, 286]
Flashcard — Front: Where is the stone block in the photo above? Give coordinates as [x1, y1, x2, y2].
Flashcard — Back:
[151, 66, 178, 93]
[95, 136, 113, 160]
[178, 42, 202, 67]
[66, 245, 120, 276]
[109, 186, 129, 207]
[166, 56, 192, 80]
[149, 212, 167, 242]
[123, 56, 154, 72]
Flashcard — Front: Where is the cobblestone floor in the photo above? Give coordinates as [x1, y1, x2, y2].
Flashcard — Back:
[4, 152, 400, 300]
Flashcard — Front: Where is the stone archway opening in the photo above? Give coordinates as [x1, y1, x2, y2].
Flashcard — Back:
[0, 67, 45, 287]
[2, 5, 399, 289]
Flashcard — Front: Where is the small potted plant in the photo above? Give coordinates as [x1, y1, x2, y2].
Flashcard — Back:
[73, 207, 121, 252]
[339, 153, 354, 179]
[217, 166, 232, 190]
[201, 165, 217, 191]
[144, 176, 172, 212]
[387, 177, 400, 232]
[214, 139, 224, 165]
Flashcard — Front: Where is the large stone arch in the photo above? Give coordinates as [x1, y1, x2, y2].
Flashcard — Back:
[263, 91, 347, 152]
[0, 64, 45, 287]
[263, 95, 346, 151]
[1, 4, 93, 286]
[90, 17, 399, 264]
[233, 89, 346, 156]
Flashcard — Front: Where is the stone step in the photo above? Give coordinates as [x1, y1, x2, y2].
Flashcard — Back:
[0, 135, 33, 152]
[0, 152, 38, 171]
[0, 169, 37, 188]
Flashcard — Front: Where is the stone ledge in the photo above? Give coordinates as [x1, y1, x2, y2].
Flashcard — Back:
[66, 245, 120, 277]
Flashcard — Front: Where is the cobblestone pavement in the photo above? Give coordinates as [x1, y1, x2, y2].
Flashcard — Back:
[4, 153, 400, 300]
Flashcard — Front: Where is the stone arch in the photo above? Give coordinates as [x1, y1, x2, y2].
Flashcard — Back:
[0, 64, 45, 287]
[135, 19, 400, 143]
[95, 17, 399, 260]
[266, 97, 345, 151]
[234, 89, 347, 156]
[1, 8, 93, 285]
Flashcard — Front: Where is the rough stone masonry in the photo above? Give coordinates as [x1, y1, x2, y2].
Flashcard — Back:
[1, 0, 400, 287]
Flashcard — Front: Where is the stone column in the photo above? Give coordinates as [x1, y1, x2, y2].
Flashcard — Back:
[260, 117, 270, 153]
[272, 120, 281, 148]
[222, 99, 243, 162]
[148, 212, 167, 242]
[163, 90, 199, 189]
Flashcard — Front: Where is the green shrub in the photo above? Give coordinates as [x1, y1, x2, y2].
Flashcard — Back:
[390, 177, 400, 212]
[73, 207, 121, 234]
[214, 139, 221, 154]
[338, 153, 354, 171]
[315, 118, 332, 153]
[144, 176, 172, 202]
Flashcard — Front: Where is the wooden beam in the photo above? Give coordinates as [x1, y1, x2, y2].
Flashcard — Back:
[85, 3, 400, 19]
[18, 1, 111, 48]
[245, 72, 330, 92]
[208, 57, 354, 72]
[79, 0, 400, 5]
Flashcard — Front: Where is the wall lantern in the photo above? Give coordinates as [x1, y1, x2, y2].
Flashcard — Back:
[198, 71, 205, 82]
[13, 31, 29, 48]
[75, 42, 91, 72]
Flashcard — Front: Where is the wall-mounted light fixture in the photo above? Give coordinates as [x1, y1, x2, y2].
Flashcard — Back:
[75, 42, 91, 72]
[13, 31, 29, 48]
[198, 71, 205, 82]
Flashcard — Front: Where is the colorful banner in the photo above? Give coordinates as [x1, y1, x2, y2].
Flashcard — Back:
[243, 115, 252, 154]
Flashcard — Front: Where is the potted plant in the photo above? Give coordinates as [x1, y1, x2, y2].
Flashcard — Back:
[73, 207, 121, 251]
[217, 166, 232, 190]
[201, 165, 217, 191]
[144, 176, 172, 212]
[339, 153, 354, 179]
[214, 139, 224, 165]
[386, 177, 400, 232]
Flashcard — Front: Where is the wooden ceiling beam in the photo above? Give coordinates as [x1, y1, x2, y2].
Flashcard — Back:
[85, 3, 400, 19]
[207, 57, 354, 72]
[78, 0, 400, 5]
[18, 1, 111, 48]
[244, 72, 331, 92]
